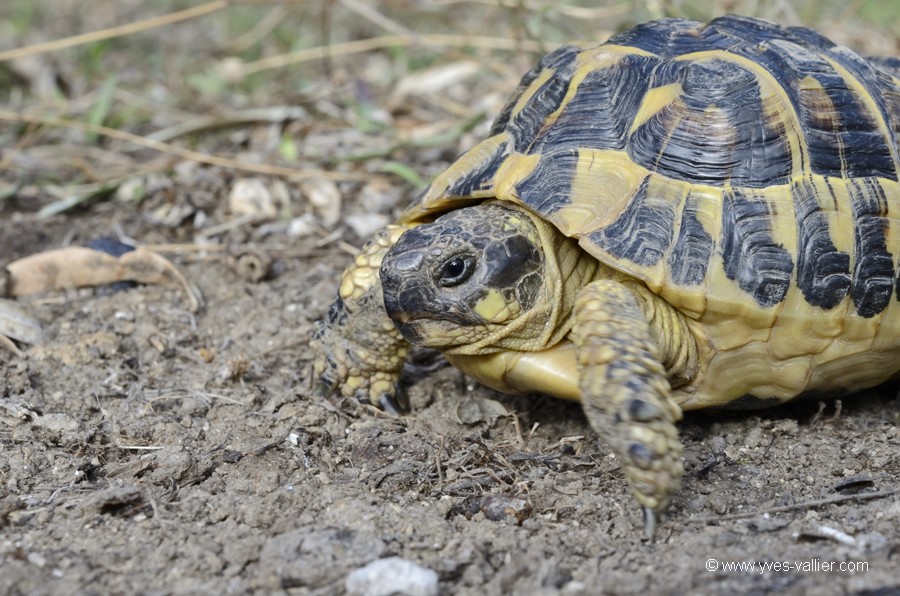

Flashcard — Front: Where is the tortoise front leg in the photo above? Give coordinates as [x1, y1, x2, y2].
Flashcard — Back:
[572, 280, 684, 541]
[312, 225, 413, 413]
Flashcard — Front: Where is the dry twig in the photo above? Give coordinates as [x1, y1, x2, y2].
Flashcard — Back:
[689, 488, 899, 524]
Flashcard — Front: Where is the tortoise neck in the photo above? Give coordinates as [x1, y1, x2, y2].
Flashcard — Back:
[515, 206, 600, 350]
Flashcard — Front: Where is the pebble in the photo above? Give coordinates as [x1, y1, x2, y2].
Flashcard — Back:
[345, 557, 438, 596]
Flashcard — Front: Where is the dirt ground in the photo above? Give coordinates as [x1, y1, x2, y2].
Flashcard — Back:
[2, 2, 900, 595]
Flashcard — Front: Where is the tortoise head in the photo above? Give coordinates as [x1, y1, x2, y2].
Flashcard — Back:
[381, 201, 562, 353]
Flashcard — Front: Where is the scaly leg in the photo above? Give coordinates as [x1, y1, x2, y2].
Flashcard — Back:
[572, 280, 684, 540]
[312, 225, 412, 413]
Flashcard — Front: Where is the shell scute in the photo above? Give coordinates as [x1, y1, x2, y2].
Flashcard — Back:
[490, 44, 582, 137]
[667, 191, 714, 289]
[529, 53, 658, 154]
[588, 175, 676, 269]
[720, 187, 794, 307]
[792, 177, 852, 309]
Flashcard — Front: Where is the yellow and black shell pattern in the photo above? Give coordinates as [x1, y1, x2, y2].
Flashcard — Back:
[403, 15, 900, 408]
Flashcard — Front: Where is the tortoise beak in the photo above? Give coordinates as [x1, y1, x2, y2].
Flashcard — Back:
[392, 319, 424, 344]
[380, 249, 430, 344]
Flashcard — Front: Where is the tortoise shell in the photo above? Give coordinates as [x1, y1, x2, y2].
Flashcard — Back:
[398, 15, 900, 409]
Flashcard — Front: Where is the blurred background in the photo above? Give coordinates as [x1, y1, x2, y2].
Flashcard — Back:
[1, 0, 898, 247]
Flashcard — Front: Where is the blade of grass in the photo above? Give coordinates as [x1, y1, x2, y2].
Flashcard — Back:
[37, 182, 118, 219]
[378, 161, 428, 188]
[86, 77, 118, 144]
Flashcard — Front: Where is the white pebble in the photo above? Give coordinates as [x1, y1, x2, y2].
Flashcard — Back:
[815, 525, 857, 546]
[346, 213, 391, 239]
[345, 557, 438, 596]
[27, 552, 47, 567]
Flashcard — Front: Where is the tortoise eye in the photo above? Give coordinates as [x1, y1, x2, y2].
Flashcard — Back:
[438, 255, 475, 287]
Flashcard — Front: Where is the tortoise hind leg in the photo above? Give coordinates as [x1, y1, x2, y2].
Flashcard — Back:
[572, 280, 684, 540]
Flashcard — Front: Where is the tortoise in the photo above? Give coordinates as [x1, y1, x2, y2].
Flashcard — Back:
[313, 14, 900, 539]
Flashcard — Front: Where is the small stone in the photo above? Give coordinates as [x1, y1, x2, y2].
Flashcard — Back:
[27, 552, 47, 567]
[302, 178, 342, 228]
[562, 580, 587, 594]
[288, 213, 318, 237]
[708, 436, 727, 456]
[345, 557, 438, 596]
[216, 57, 246, 83]
[480, 494, 533, 524]
[228, 178, 287, 219]
[748, 514, 791, 532]
[32, 413, 80, 434]
[346, 213, 391, 239]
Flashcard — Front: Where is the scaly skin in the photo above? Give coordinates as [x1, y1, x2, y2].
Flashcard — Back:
[572, 280, 685, 540]
[312, 225, 413, 412]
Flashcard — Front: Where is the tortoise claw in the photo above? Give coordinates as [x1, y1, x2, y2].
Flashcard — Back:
[378, 389, 409, 415]
[313, 376, 335, 399]
[311, 350, 408, 414]
[642, 506, 658, 542]
[311, 347, 342, 399]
